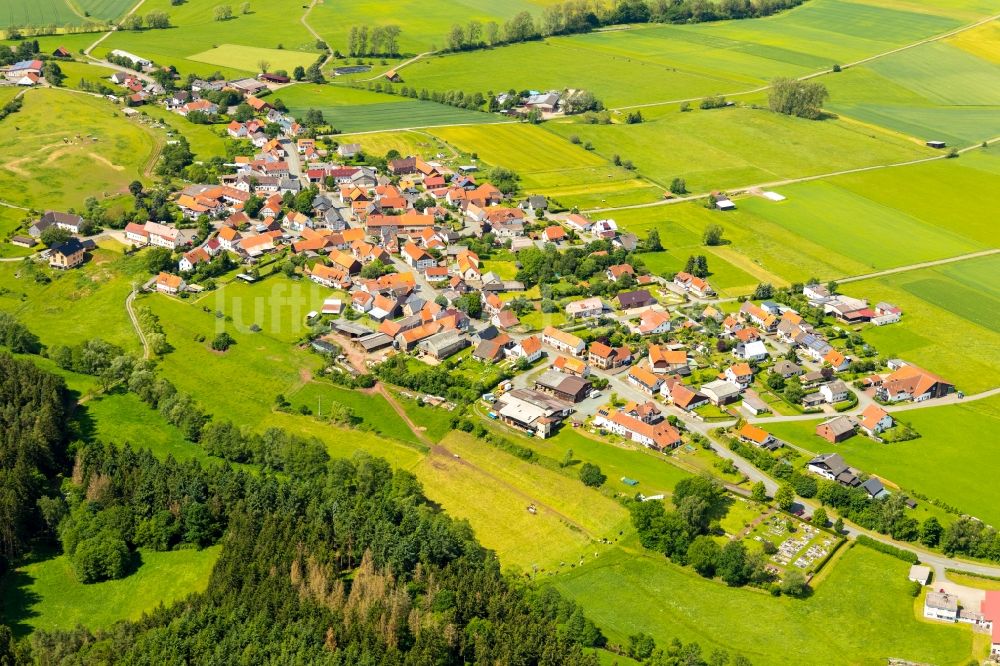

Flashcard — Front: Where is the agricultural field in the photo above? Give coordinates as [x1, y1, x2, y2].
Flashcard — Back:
[1, 546, 220, 636]
[398, 0, 978, 108]
[0, 0, 133, 26]
[94, 0, 320, 78]
[288, 382, 426, 447]
[331, 129, 449, 160]
[546, 105, 930, 195]
[430, 123, 659, 209]
[826, 41, 1000, 146]
[947, 19, 1000, 64]
[277, 83, 505, 133]
[554, 542, 974, 665]
[767, 396, 1000, 529]
[188, 44, 318, 73]
[0, 88, 158, 210]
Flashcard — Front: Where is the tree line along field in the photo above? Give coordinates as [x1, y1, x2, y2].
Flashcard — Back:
[0, 88, 158, 211]
[428, 123, 660, 209]
[544, 104, 931, 196]
[767, 396, 1000, 529]
[277, 84, 507, 133]
[555, 542, 974, 666]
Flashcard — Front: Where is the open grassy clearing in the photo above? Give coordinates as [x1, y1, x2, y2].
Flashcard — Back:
[430, 123, 657, 209]
[1, 546, 220, 636]
[392, 392, 456, 443]
[94, 0, 319, 78]
[0, 206, 33, 258]
[768, 396, 1000, 528]
[547, 105, 929, 194]
[134, 103, 230, 160]
[554, 542, 974, 665]
[0, 88, 157, 210]
[78, 390, 213, 463]
[277, 83, 505, 132]
[58, 59, 121, 90]
[0, 248, 144, 353]
[844, 254, 1000, 392]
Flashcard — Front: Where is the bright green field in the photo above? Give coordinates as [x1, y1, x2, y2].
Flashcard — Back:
[329, 129, 449, 160]
[189, 44, 318, 73]
[136, 104, 230, 160]
[79, 390, 214, 463]
[768, 396, 1000, 528]
[827, 41, 1000, 146]
[277, 83, 506, 132]
[0, 0, 133, 27]
[0, 88, 158, 210]
[547, 105, 930, 194]
[430, 123, 659, 208]
[554, 543, 974, 665]
[94, 0, 320, 78]
[1, 547, 220, 636]
[0, 206, 33, 259]
[289, 382, 425, 447]
[399, 0, 973, 108]
[0, 248, 145, 353]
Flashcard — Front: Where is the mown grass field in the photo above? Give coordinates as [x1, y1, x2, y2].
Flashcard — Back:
[826, 41, 1000, 146]
[331, 129, 449, 160]
[768, 396, 1000, 528]
[0, 88, 158, 210]
[277, 83, 505, 133]
[1, 547, 220, 636]
[134, 104, 230, 160]
[554, 542, 974, 665]
[430, 123, 659, 209]
[289, 382, 425, 447]
[94, 0, 319, 78]
[547, 105, 930, 194]
[189, 44, 318, 73]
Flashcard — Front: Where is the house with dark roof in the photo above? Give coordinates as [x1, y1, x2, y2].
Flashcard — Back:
[806, 453, 859, 486]
[816, 415, 856, 443]
[48, 238, 86, 269]
[617, 290, 656, 310]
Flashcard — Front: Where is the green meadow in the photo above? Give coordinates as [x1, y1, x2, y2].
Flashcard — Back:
[0, 88, 158, 210]
[330, 129, 449, 160]
[94, 0, 320, 78]
[767, 396, 1000, 528]
[546, 105, 930, 194]
[1, 0, 133, 28]
[0, 248, 144, 353]
[1, 547, 220, 636]
[430, 123, 659, 208]
[554, 542, 974, 665]
[277, 83, 505, 132]
[135, 104, 230, 161]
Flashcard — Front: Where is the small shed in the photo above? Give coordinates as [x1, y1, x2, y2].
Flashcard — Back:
[926, 140, 946, 149]
[908, 564, 932, 585]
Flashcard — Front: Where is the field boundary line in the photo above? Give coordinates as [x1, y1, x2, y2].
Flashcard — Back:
[301, 0, 334, 70]
[836, 249, 1000, 284]
[612, 12, 1000, 111]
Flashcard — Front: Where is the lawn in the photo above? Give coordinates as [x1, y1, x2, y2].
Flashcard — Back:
[546, 105, 930, 195]
[277, 83, 505, 133]
[189, 44, 318, 72]
[430, 123, 657, 209]
[0, 88, 158, 210]
[1, 546, 220, 636]
[554, 542, 974, 665]
[768, 396, 1000, 528]
[94, 0, 320, 78]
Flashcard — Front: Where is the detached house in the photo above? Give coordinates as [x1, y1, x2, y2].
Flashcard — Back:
[815, 416, 856, 443]
[155, 272, 186, 295]
[401, 241, 437, 271]
[588, 342, 631, 370]
[626, 366, 663, 396]
[606, 264, 635, 282]
[594, 409, 682, 452]
[649, 345, 688, 375]
[565, 297, 604, 320]
[858, 404, 893, 437]
[877, 364, 953, 403]
[632, 310, 672, 336]
[541, 326, 585, 356]
[724, 362, 753, 388]
[48, 238, 86, 269]
[737, 423, 778, 450]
